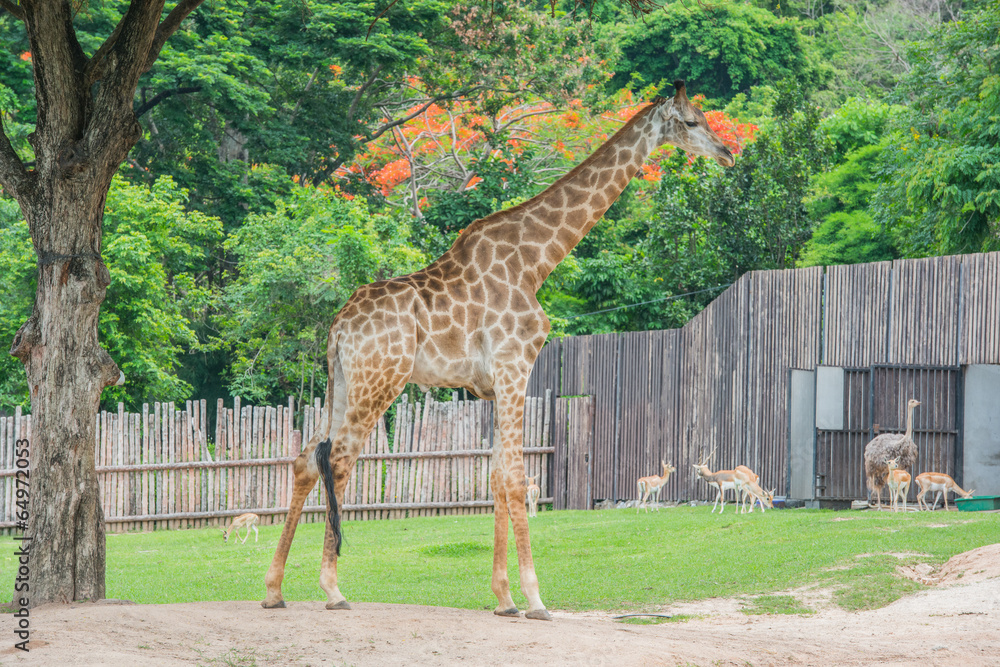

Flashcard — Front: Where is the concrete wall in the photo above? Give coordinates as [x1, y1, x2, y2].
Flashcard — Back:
[963, 365, 1000, 496]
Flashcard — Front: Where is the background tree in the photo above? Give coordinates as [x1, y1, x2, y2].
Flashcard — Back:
[611, 1, 823, 104]
[705, 82, 832, 277]
[873, 1, 1000, 256]
[215, 185, 426, 406]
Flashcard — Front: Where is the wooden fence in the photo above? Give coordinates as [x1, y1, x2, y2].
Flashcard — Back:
[528, 251, 1000, 503]
[0, 392, 553, 532]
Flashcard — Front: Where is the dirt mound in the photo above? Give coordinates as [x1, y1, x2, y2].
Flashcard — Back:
[935, 542, 1000, 585]
[897, 542, 1000, 586]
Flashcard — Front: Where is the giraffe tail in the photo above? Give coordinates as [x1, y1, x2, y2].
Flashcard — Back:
[315, 436, 342, 556]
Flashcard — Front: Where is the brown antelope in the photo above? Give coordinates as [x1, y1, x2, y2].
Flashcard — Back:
[734, 465, 771, 513]
[526, 476, 541, 517]
[915, 472, 974, 511]
[693, 451, 748, 514]
[740, 479, 776, 514]
[636, 461, 676, 513]
[886, 458, 911, 512]
[222, 512, 260, 544]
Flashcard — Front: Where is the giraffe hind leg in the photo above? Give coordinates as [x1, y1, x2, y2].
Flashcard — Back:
[262, 450, 320, 608]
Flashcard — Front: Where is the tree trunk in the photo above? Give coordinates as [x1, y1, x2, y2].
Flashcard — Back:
[10, 183, 122, 606]
[1, 0, 205, 609]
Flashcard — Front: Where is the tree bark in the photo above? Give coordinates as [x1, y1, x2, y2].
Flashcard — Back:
[2, 0, 205, 607]
[10, 182, 123, 605]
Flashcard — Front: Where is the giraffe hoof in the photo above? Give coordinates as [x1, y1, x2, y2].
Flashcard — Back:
[261, 599, 287, 609]
[525, 609, 552, 621]
[494, 607, 520, 617]
[326, 599, 352, 610]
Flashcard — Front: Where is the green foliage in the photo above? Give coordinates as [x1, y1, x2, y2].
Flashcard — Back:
[0, 41, 33, 163]
[216, 187, 427, 404]
[874, 1, 1000, 255]
[613, 1, 821, 104]
[707, 82, 833, 276]
[799, 144, 897, 267]
[0, 179, 221, 412]
[0, 199, 34, 413]
[420, 146, 538, 256]
[820, 97, 905, 161]
[3, 0, 995, 407]
[100, 177, 224, 409]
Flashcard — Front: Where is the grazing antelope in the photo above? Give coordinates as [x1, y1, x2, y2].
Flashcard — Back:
[636, 461, 676, 513]
[693, 451, 748, 514]
[735, 465, 771, 513]
[741, 479, 776, 514]
[915, 472, 974, 511]
[886, 458, 911, 512]
[526, 476, 541, 517]
[222, 513, 260, 544]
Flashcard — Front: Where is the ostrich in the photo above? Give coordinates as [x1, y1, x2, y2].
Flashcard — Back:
[863, 398, 920, 509]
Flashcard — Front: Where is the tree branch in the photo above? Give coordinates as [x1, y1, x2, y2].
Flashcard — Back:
[0, 125, 30, 199]
[85, 13, 129, 85]
[144, 0, 206, 73]
[0, 0, 24, 20]
[134, 86, 202, 118]
[348, 65, 385, 123]
[367, 98, 443, 143]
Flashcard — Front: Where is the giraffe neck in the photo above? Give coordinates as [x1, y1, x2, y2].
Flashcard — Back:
[441, 102, 664, 291]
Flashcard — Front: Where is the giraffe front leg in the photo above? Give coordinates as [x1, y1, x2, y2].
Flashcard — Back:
[490, 464, 518, 617]
[263, 454, 319, 608]
[493, 381, 550, 621]
[505, 468, 550, 620]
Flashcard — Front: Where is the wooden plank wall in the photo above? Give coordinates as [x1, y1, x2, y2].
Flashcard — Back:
[0, 393, 553, 532]
[681, 274, 753, 499]
[960, 252, 1000, 364]
[823, 261, 891, 367]
[531, 251, 1000, 504]
[745, 266, 823, 493]
[888, 256, 963, 365]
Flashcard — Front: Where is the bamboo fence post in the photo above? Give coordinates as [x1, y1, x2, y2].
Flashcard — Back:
[115, 403, 124, 521]
[154, 402, 162, 518]
[2, 417, 8, 523]
[227, 406, 235, 513]
[542, 389, 551, 505]
[168, 402, 177, 524]
[142, 404, 150, 527]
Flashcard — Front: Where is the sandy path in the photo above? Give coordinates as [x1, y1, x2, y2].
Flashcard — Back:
[2, 547, 999, 667]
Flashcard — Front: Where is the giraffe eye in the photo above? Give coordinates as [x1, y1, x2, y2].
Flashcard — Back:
[685, 121, 698, 128]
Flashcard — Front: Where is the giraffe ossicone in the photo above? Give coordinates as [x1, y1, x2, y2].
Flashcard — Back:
[261, 80, 734, 619]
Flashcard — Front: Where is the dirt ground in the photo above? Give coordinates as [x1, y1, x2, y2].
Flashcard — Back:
[2, 544, 999, 667]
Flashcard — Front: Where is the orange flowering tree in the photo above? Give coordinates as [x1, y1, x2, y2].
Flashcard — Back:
[344, 86, 756, 220]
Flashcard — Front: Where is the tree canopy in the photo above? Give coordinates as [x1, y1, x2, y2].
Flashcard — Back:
[1, 0, 997, 412]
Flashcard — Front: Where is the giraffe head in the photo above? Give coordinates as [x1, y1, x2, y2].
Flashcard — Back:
[653, 80, 735, 167]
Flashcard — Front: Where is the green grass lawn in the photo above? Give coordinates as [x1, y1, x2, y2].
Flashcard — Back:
[2, 506, 997, 614]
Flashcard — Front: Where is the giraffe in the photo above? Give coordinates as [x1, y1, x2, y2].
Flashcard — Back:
[261, 81, 735, 620]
